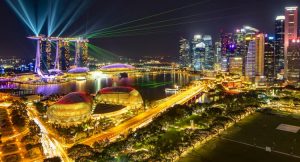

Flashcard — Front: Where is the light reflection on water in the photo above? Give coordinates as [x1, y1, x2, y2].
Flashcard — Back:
[20, 72, 200, 101]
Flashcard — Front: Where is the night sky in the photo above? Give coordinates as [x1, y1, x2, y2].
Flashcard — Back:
[0, 0, 299, 60]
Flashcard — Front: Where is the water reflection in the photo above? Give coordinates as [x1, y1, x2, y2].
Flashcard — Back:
[75, 80, 86, 92]
[20, 72, 199, 101]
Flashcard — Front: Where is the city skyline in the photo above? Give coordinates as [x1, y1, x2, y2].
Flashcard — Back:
[0, 0, 299, 59]
[1, 1, 300, 162]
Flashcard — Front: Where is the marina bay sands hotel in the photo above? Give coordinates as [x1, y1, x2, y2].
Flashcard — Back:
[28, 35, 89, 75]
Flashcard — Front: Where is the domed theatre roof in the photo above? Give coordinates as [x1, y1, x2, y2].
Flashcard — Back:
[56, 92, 92, 104]
[47, 92, 92, 126]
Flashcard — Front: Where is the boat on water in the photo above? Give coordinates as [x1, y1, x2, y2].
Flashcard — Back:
[165, 85, 179, 93]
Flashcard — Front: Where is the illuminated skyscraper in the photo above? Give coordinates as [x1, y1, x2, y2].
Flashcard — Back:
[72, 40, 89, 68]
[225, 26, 259, 75]
[285, 7, 298, 40]
[243, 26, 259, 76]
[245, 40, 256, 80]
[264, 36, 276, 81]
[274, 16, 285, 79]
[80, 42, 88, 67]
[234, 29, 247, 57]
[284, 6, 298, 78]
[214, 42, 222, 71]
[179, 38, 191, 68]
[29, 36, 88, 75]
[255, 33, 265, 76]
[203, 35, 214, 70]
[229, 57, 243, 76]
[191, 35, 205, 71]
[60, 41, 71, 71]
[40, 40, 52, 72]
[219, 31, 233, 71]
[287, 39, 300, 82]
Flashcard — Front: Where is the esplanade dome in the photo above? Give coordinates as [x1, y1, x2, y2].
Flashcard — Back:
[47, 92, 92, 126]
[95, 86, 143, 106]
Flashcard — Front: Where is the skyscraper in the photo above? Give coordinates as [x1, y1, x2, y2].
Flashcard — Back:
[245, 40, 256, 80]
[234, 29, 247, 57]
[274, 15, 285, 79]
[40, 40, 52, 73]
[284, 6, 298, 78]
[60, 41, 71, 71]
[287, 39, 300, 82]
[240, 26, 259, 76]
[219, 31, 233, 71]
[80, 42, 89, 67]
[191, 35, 205, 71]
[74, 40, 89, 68]
[264, 36, 276, 81]
[214, 42, 222, 71]
[255, 33, 265, 76]
[229, 57, 243, 76]
[179, 38, 191, 68]
[203, 35, 214, 70]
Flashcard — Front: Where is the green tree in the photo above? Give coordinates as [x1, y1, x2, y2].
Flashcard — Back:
[34, 102, 47, 113]
[11, 113, 26, 127]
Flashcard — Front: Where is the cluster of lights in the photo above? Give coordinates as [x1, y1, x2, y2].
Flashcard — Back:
[243, 25, 259, 33]
[264, 34, 274, 40]
[236, 26, 256, 34]
[229, 44, 236, 49]
[285, 6, 298, 11]
[233, 57, 242, 60]
[245, 37, 253, 41]
[275, 15, 285, 20]
[292, 39, 300, 43]
[194, 35, 202, 40]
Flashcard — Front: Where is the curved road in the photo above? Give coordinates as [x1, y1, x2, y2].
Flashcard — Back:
[80, 82, 207, 146]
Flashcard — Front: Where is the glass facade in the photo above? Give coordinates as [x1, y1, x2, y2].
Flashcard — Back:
[264, 36, 276, 81]
[245, 41, 256, 80]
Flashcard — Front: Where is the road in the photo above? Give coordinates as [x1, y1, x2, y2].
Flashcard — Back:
[27, 106, 71, 162]
[80, 82, 207, 145]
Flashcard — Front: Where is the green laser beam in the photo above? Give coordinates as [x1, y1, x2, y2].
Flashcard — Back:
[88, 43, 122, 62]
[91, 12, 257, 38]
[90, 6, 241, 37]
[88, 29, 177, 39]
[135, 81, 173, 87]
[86, 0, 211, 37]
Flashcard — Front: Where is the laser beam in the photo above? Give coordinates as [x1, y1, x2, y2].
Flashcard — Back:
[86, 0, 211, 38]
